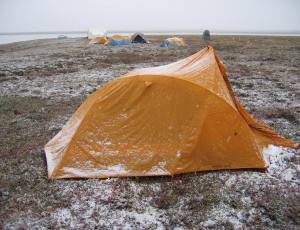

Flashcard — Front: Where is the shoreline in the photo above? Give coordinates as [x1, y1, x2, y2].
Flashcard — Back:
[1, 31, 300, 45]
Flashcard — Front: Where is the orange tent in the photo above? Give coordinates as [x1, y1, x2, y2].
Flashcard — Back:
[160, 37, 185, 47]
[89, 36, 109, 45]
[45, 46, 297, 179]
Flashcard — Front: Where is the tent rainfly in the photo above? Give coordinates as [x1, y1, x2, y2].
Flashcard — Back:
[160, 37, 185, 47]
[110, 35, 132, 46]
[131, 33, 149, 43]
[45, 46, 297, 179]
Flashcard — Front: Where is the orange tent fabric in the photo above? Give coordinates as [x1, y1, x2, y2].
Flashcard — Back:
[45, 46, 297, 179]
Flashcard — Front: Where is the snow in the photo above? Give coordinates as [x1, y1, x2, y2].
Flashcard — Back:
[1, 36, 299, 229]
[4, 143, 299, 229]
[102, 140, 112, 146]
[47, 180, 167, 229]
[262, 144, 298, 183]
[202, 219, 216, 227]
[45, 116, 81, 177]
[199, 145, 299, 228]
[241, 196, 252, 204]
[62, 164, 128, 177]
[148, 161, 169, 175]
[281, 168, 297, 181]
[0, 62, 166, 99]
[225, 175, 237, 187]
[202, 203, 244, 229]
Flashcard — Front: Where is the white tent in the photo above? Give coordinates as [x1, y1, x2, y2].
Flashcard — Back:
[87, 29, 107, 40]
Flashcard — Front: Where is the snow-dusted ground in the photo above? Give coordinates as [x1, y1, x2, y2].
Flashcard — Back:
[0, 36, 299, 229]
[2, 144, 298, 229]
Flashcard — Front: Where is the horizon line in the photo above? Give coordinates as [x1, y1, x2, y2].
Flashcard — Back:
[1, 29, 300, 36]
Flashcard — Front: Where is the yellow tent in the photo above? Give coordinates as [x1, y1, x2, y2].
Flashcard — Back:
[89, 36, 109, 45]
[45, 46, 297, 179]
[161, 37, 185, 47]
[111, 34, 131, 40]
[110, 35, 132, 45]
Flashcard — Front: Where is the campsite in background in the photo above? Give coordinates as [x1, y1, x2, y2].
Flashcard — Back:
[0, 0, 299, 229]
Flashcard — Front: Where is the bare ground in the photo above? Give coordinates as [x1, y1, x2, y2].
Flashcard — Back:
[0, 36, 299, 229]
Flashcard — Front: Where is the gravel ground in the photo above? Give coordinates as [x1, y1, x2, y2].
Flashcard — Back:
[0, 35, 299, 229]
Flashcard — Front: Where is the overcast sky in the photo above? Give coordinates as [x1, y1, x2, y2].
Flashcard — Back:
[1, 0, 300, 33]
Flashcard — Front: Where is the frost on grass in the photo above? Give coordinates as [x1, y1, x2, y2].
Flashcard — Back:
[199, 145, 299, 228]
[49, 180, 167, 229]
[1, 37, 299, 229]
[3, 145, 298, 229]
[263, 145, 298, 183]
[0, 69, 116, 99]
[51, 193, 166, 229]
[0, 62, 166, 99]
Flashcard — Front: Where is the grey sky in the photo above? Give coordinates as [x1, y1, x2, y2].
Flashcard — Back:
[1, 0, 300, 33]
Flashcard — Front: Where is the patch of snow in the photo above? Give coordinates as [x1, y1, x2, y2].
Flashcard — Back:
[241, 196, 252, 204]
[262, 144, 298, 183]
[107, 164, 127, 172]
[102, 140, 112, 146]
[48, 179, 167, 229]
[281, 168, 297, 182]
[148, 161, 169, 175]
[0, 61, 166, 99]
[47, 115, 69, 131]
[62, 164, 128, 177]
[201, 203, 244, 229]
[119, 207, 165, 229]
[225, 175, 236, 187]
[203, 144, 299, 229]
[52, 208, 74, 227]
[202, 219, 215, 227]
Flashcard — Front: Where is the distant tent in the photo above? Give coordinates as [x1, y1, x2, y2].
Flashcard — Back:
[110, 35, 132, 46]
[87, 29, 107, 40]
[89, 36, 109, 45]
[45, 46, 297, 179]
[131, 33, 148, 43]
[160, 37, 185, 47]
[203, 30, 211, 41]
